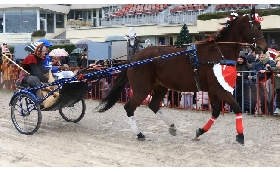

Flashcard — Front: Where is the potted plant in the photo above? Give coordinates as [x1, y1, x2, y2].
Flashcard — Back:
[31, 30, 46, 42]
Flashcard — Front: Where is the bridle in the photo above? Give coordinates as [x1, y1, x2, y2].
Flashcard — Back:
[247, 14, 265, 49]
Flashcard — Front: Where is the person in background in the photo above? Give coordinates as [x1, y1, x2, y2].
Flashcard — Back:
[1, 43, 10, 54]
[0, 54, 19, 89]
[254, 51, 276, 115]
[234, 53, 254, 113]
[51, 56, 61, 66]
[246, 49, 256, 64]
[38, 39, 53, 70]
[78, 48, 88, 68]
[267, 54, 280, 115]
[270, 39, 279, 51]
[1, 43, 12, 64]
[51, 55, 78, 80]
[0, 43, 15, 89]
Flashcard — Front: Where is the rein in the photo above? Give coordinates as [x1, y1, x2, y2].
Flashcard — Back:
[93, 36, 142, 67]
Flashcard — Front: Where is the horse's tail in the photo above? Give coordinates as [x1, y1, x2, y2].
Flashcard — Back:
[97, 69, 128, 112]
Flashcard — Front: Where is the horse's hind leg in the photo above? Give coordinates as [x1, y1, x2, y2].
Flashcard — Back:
[194, 92, 221, 141]
[124, 90, 151, 141]
[148, 84, 176, 136]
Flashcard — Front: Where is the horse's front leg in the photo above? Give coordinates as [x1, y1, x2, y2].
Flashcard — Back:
[193, 92, 221, 141]
[216, 90, 244, 145]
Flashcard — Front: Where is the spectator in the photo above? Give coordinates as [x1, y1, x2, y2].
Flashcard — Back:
[267, 54, 280, 115]
[0, 54, 19, 89]
[78, 48, 88, 67]
[234, 54, 254, 113]
[254, 51, 276, 115]
[51, 56, 61, 66]
[51, 56, 78, 80]
[79, 54, 87, 67]
[1, 43, 10, 54]
[37, 39, 53, 70]
[270, 39, 279, 51]
[246, 49, 256, 64]
[76, 54, 82, 67]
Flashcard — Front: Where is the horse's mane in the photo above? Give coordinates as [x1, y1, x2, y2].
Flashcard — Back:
[216, 17, 240, 38]
[198, 14, 248, 43]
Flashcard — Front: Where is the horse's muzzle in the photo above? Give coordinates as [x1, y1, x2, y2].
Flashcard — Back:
[255, 46, 268, 54]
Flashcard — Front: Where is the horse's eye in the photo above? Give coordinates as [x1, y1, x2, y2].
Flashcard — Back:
[257, 26, 261, 30]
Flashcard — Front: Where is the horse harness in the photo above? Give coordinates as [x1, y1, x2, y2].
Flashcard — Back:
[188, 13, 264, 91]
[247, 14, 265, 49]
[186, 42, 237, 91]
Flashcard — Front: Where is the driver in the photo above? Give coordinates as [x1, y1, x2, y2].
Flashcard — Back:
[18, 42, 50, 98]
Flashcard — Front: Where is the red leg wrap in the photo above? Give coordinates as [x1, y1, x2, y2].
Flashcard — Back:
[236, 113, 244, 134]
[202, 116, 217, 132]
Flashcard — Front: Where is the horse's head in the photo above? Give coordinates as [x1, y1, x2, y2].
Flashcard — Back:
[241, 7, 267, 53]
[216, 7, 267, 53]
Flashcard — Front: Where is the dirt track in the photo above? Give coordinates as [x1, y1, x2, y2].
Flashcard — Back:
[1, 89, 280, 167]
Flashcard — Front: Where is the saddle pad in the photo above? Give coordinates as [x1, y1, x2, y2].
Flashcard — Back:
[213, 64, 237, 94]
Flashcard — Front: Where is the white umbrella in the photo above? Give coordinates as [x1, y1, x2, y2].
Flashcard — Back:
[49, 48, 69, 57]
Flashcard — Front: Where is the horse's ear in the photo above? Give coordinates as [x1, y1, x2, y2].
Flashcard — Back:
[250, 7, 256, 18]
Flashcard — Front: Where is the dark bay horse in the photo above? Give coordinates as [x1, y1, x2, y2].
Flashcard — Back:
[97, 7, 267, 145]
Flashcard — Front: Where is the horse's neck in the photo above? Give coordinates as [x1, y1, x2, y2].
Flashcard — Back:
[217, 30, 241, 43]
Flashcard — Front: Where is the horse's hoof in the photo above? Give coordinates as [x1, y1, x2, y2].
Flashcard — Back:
[236, 134, 245, 145]
[137, 132, 146, 141]
[196, 128, 204, 138]
[191, 138, 200, 141]
[169, 124, 177, 136]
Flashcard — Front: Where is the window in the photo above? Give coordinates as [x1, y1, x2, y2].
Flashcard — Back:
[40, 10, 54, 33]
[5, 10, 37, 33]
[158, 37, 166, 45]
[0, 11, 3, 33]
[47, 12, 54, 33]
[67, 10, 75, 20]
[76, 11, 83, 20]
[56, 14, 64, 28]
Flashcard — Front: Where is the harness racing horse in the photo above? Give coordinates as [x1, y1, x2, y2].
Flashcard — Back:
[97, 7, 267, 145]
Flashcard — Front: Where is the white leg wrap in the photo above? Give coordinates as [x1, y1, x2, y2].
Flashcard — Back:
[156, 110, 174, 126]
[128, 116, 139, 134]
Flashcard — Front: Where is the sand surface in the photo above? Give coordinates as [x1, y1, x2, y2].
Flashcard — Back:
[1, 89, 280, 167]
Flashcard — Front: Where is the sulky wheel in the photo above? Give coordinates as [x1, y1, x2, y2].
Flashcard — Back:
[10, 93, 42, 135]
[59, 98, 86, 123]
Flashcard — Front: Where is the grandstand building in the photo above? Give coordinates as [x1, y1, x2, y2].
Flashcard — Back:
[0, 4, 279, 47]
